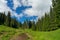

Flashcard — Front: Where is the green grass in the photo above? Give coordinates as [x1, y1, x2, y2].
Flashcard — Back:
[0, 25, 23, 40]
[0, 25, 60, 40]
[25, 29, 60, 40]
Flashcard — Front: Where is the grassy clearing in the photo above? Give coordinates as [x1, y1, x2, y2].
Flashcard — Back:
[25, 29, 60, 40]
[0, 25, 60, 40]
[0, 25, 23, 40]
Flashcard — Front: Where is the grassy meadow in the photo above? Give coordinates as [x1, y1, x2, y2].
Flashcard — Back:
[0, 25, 60, 40]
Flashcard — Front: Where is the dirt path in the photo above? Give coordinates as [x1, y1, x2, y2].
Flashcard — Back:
[10, 33, 32, 40]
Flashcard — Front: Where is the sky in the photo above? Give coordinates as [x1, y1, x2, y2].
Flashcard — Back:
[0, 0, 52, 22]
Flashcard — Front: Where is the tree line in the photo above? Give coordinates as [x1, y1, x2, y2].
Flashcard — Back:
[0, 12, 21, 28]
[0, 0, 60, 31]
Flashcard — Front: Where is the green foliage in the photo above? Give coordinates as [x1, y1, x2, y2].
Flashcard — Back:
[6, 11, 11, 26]
[36, 14, 51, 31]
[34, 0, 60, 31]
[22, 21, 28, 29]
[0, 12, 22, 28]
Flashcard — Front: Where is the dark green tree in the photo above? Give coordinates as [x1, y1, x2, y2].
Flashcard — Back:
[6, 11, 11, 26]
[51, 0, 60, 28]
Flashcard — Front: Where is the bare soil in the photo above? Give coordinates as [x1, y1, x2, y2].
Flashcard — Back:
[10, 33, 31, 40]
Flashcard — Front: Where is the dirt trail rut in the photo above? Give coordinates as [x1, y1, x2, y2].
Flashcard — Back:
[10, 33, 32, 40]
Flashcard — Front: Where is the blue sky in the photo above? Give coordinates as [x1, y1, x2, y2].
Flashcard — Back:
[6, 0, 37, 22]
[0, 0, 52, 22]
[2, 0, 37, 23]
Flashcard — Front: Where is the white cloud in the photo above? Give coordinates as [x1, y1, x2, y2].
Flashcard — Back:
[13, 0, 52, 18]
[0, 0, 52, 19]
[0, 0, 22, 18]
[23, 0, 52, 18]
[13, 0, 21, 10]
[13, 0, 32, 10]
[21, 0, 32, 6]
[11, 11, 23, 20]
[0, 0, 8, 12]
[12, 12, 23, 18]
[0, 0, 12, 15]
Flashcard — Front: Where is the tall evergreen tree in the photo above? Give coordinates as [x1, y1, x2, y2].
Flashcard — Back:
[7, 11, 11, 26]
[52, 0, 60, 28]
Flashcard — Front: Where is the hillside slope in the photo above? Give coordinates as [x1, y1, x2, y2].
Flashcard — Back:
[0, 25, 60, 40]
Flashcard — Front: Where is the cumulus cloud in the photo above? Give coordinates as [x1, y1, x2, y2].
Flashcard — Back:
[0, 0, 52, 19]
[24, 0, 52, 18]
[0, 0, 8, 12]
[13, 0, 32, 10]
[13, 0, 52, 18]
[0, 0, 13, 15]
[13, 0, 21, 10]
[0, 0, 23, 18]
